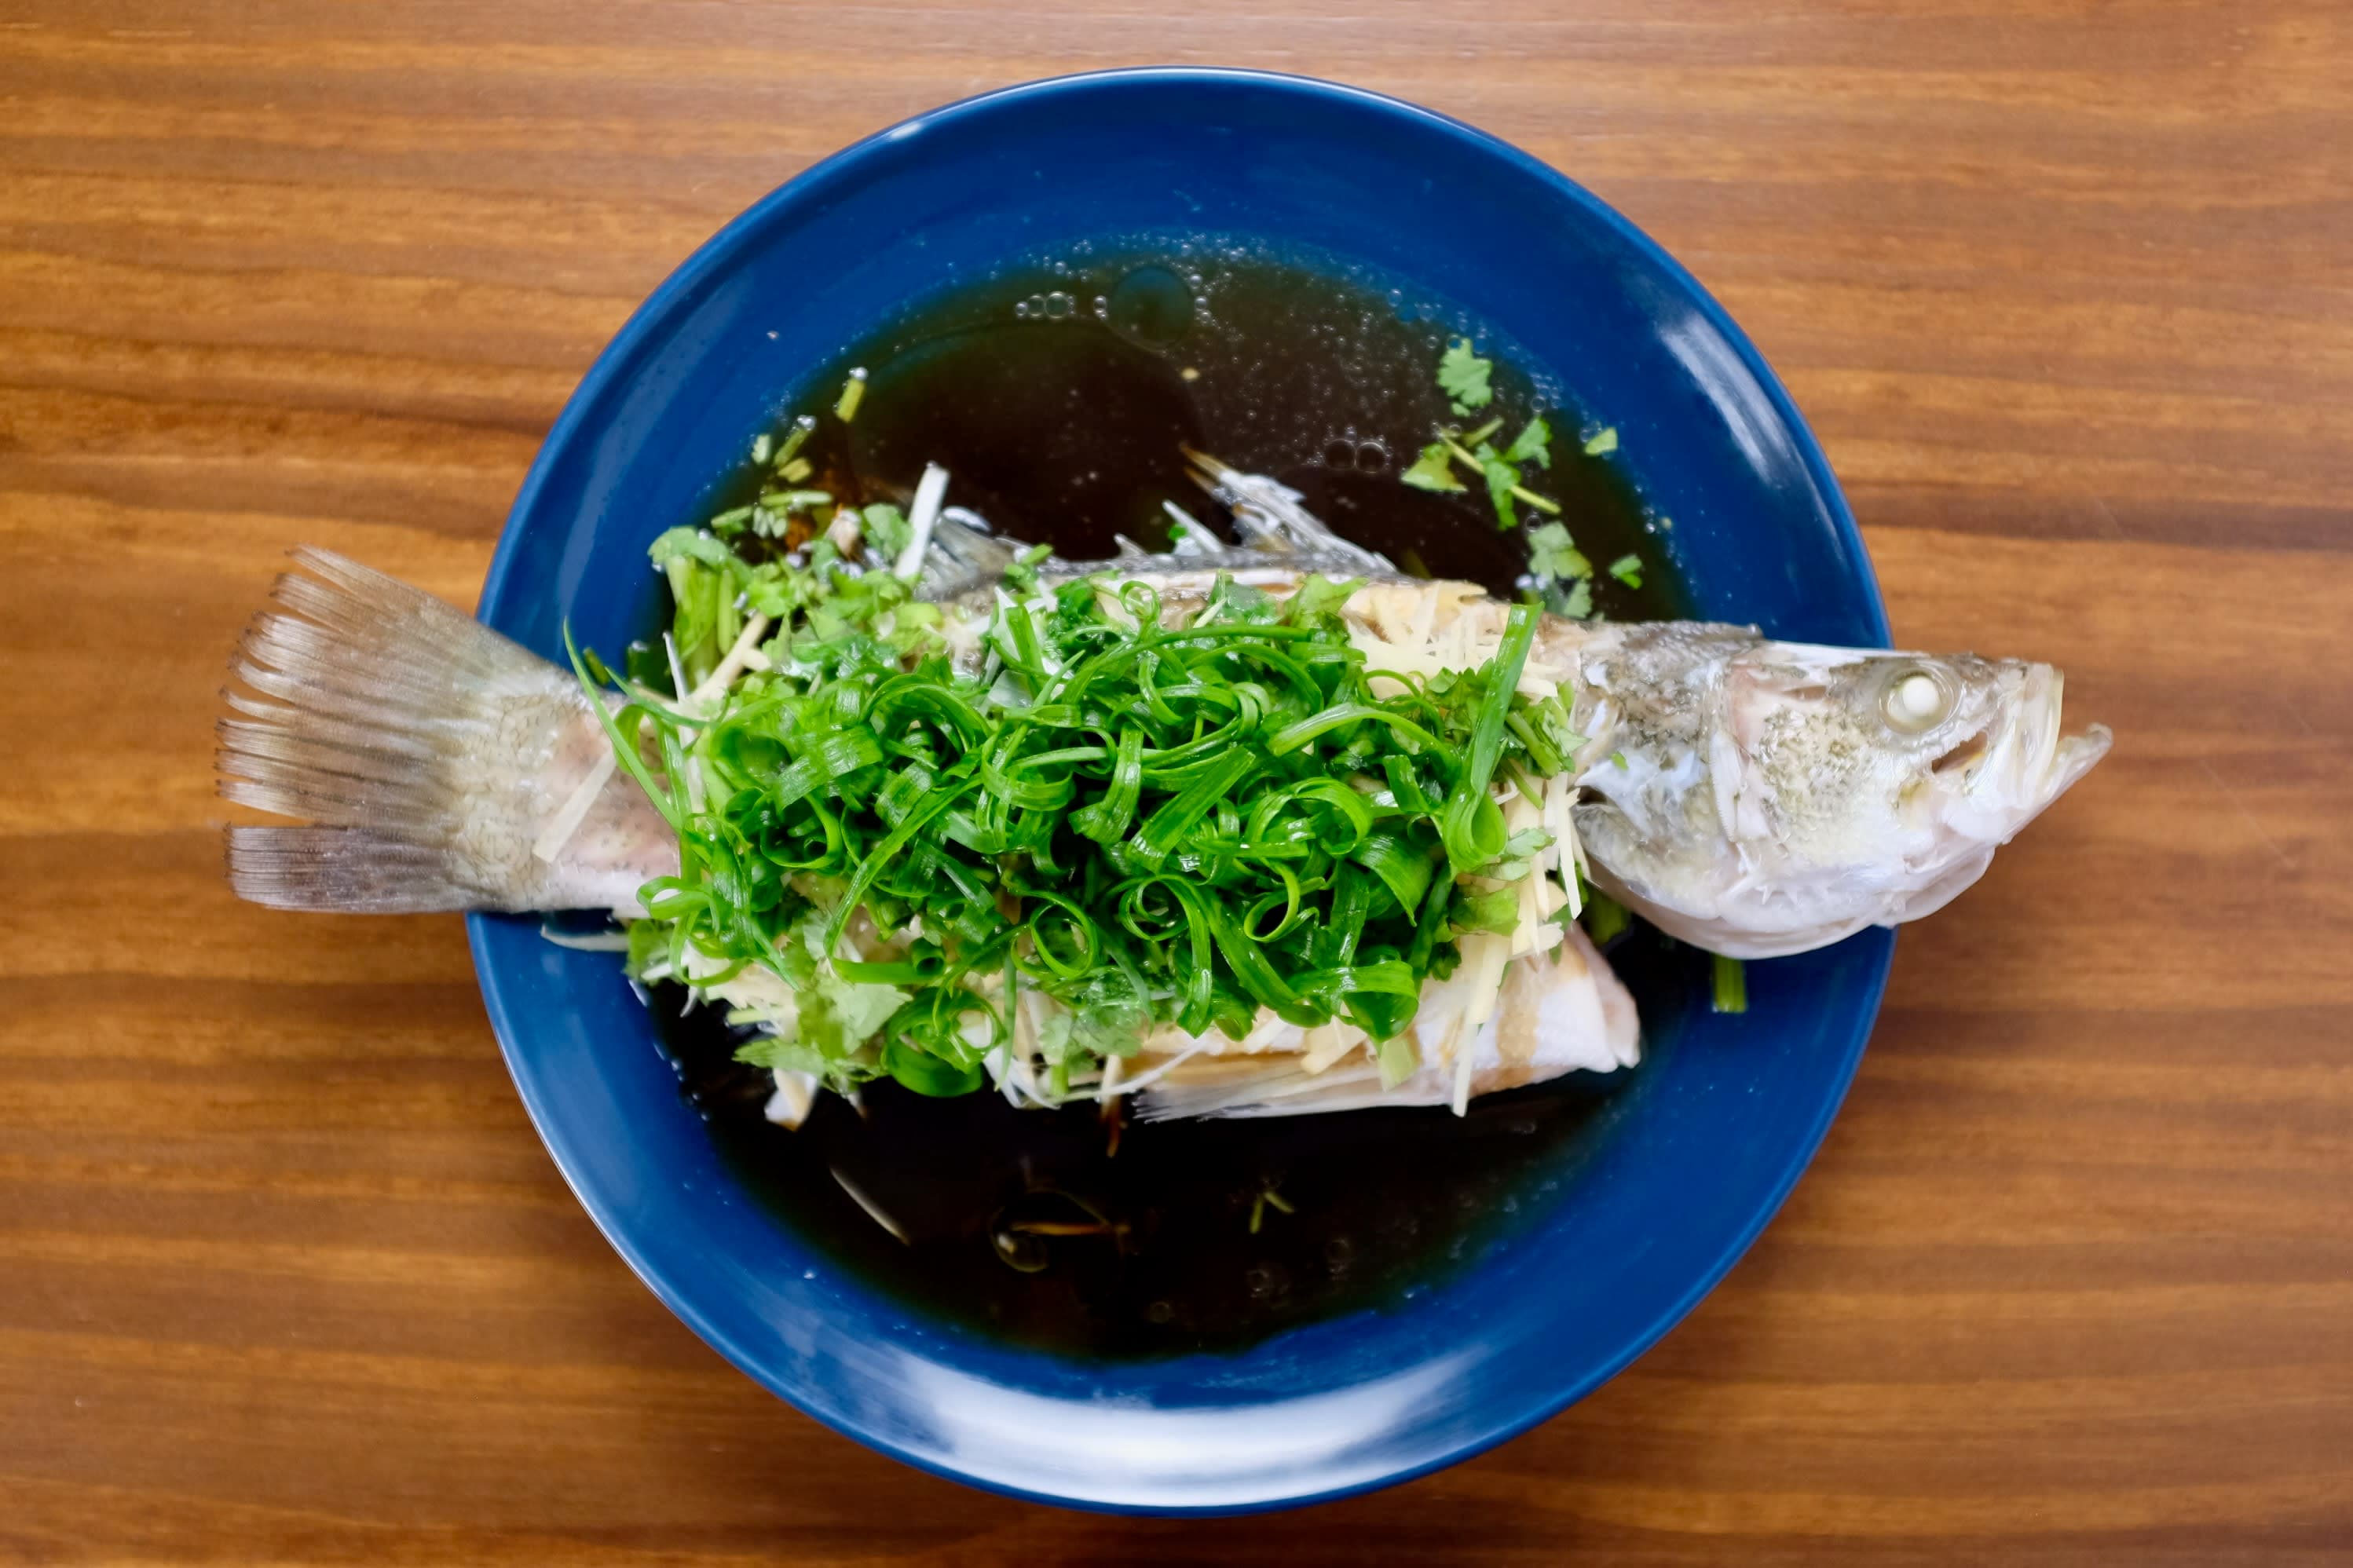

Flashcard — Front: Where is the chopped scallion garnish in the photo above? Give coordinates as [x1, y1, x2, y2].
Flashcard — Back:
[1711, 953, 1747, 1014]
[834, 368, 868, 422]
[775, 415, 816, 466]
[589, 508, 1590, 1102]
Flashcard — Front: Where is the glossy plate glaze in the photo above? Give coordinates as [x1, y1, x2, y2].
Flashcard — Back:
[469, 69, 1894, 1514]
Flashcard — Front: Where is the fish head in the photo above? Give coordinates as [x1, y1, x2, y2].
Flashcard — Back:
[1581, 636, 2110, 957]
[1708, 642, 2111, 941]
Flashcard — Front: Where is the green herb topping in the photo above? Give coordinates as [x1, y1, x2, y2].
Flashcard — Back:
[573, 522, 1590, 1104]
[1436, 338, 1494, 415]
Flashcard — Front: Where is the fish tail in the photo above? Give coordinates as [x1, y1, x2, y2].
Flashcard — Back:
[218, 548, 672, 914]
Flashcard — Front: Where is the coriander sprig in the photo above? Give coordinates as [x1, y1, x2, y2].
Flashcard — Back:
[1398, 338, 1645, 616]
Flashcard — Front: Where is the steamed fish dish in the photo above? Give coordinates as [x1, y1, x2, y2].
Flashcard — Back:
[221, 455, 2106, 1128]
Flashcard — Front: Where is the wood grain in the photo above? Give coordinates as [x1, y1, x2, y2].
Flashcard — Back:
[3, 1, 2350, 1562]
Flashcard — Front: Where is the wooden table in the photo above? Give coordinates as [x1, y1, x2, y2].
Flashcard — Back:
[5, 2, 2349, 1562]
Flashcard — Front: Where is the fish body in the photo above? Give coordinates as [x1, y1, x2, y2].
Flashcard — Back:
[220, 462, 2105, 1117]
[1125, 922, 1638, 1120]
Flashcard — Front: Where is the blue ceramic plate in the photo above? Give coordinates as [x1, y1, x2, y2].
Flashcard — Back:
[469, 68, 1893, 1515]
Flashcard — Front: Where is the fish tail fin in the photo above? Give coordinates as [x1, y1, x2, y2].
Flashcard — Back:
[218, 548, 668, 914]
[222, 825, 481, 915]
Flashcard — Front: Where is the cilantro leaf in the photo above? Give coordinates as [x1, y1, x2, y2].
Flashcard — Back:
[1477, 447, 1521, 530]
[887, 599, 942, 655]
[860, 503, 912, 561]
[743, 561, 802, 618]
[1437, 338, 1494, 415]
[806, 974, 911, 1058]
[647, 527, 734, 569]
[1531, 693, 1586, 760]
[1198, 572, 1279, 626]
[1607, 552, 1645, 589]
[1583, 426, 1619, 456]
[733, 1033, 828, 1076]
[1543, 580, 1600, 620]
[1447, 884, 1520, 938]
[1400, 440, 1466, 493]
[731, 967, 910, 1075]
[1525, 522, 1591, 583]
[1499, 827, 1554, 861]
[1284, 573, 1363, 626]
[1502, 415, 1552, 470]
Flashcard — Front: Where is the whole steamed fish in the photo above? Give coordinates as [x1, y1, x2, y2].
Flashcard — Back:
[219, 459, 2105, 1120]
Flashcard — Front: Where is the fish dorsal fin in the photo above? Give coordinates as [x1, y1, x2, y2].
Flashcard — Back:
[1183, 448, 1398, 572]
[909, 509, 1032, 603]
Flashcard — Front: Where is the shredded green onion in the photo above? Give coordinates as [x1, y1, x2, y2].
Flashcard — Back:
[1583, 890, 1631, 946]
[775, 415, 816, 467]
[581, 528, 1590, 1101]
[582, 353, 1682, 1103]
[834, 369, 868, 422]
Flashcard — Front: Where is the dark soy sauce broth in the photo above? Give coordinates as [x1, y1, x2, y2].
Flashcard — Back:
[657, 246, 1702, 1359]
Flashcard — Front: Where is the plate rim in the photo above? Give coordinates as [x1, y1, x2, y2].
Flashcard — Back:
[467, 64, 1897, 1515]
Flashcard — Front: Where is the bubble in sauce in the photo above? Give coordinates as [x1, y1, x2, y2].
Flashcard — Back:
[1106, 264, 1195, 348]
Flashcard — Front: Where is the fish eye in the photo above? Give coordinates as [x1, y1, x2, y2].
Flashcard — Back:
[1880, 667, 1952, 734]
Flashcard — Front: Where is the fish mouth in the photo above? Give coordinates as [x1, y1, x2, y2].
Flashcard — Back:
[2011, 665, 2111, 817]
[2047, 722, 2113, 801]
[1938, 664, 2108, 844]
